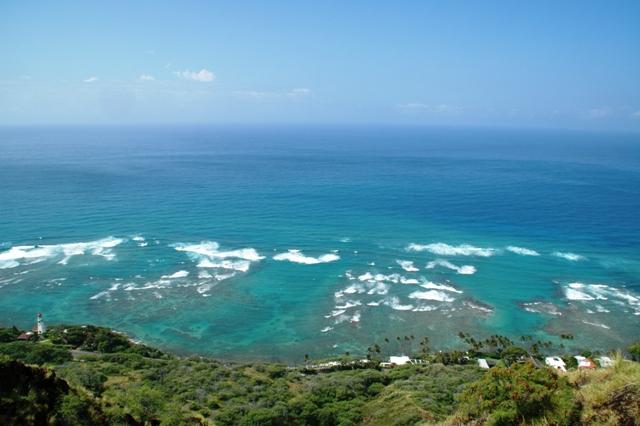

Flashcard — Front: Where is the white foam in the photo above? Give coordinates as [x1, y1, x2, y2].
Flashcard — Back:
[553, 251, 586, 261]
[0, 260, 20, 269]
[408, 290, 455, 302]
[397, 260, 419, 272]
[350, 311, 361, 322]
[412, 305, 438, 312]
[357, 272, 419, 285]
[162, 270, 189, 279]
[325, 309, 346, 318]
[197, 259, 251, 272]
[273, 250, 340, 265]
[425, 259, 476, 275]
[198, 270, 213, 279]
[0, 237, 124, 268]
[384, 297, 414, 311]
[564, 282, 640, 315]
[506, 246, 540, 256]
[321, 326, 334, 333]
[420, 281, 463, 293]
[582, 320, 610, 330]
[407, 242, 494, 257]
[335, 300, 361, 310]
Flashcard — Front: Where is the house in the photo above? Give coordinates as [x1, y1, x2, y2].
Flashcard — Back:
[545, 356, 566, 372]
[477, 358, 490, 369]
[574, 356, 597, 369]
[388, 355, 411, 366]
[17, 331, 34, 341]
[380, 355, 416, 368]
[596, 356, 614, 368]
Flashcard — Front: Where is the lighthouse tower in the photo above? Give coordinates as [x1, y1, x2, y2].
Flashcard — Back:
[36, 313, 46, 335]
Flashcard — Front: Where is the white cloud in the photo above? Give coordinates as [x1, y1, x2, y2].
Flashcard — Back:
[234, 88, 311, 101]
[83, 76, 99, 83]
[396, 102, 462, 114]
[174, 69, 215, 82]
[139, 74, 155, 81]
[631, 110, 640, 119]
[587, 107, 611, 119]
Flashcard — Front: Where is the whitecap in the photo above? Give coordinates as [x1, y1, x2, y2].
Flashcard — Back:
[408, 290, 455, 302]
[407, 242, 494, 257]
[335, 300, 361, 310]
[273, 249, 340, 265]
[553, 251, 586, 261]
[161, 270, 189, 279]
[384, 297, 414, 311]
[396, 260, 419, 272]
[350, 311, 361, 322]
[582, 320, 610, 330]
[325, 309, 346, 318]
[0, 237, 124, 268]
[321, 326, 334, 333]
[412, 305, 438, 312]
[420, 281, 463, 293]
[426, 259, 476, 275]
[506, 246, 540, 256]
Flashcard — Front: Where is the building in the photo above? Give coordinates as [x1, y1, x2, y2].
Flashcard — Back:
[388, 355, 411, 366]
[36, 313, 46, 335]
[596, 356, 614, 368]
[545, 356, 566, 372]
[574, 356, 597, 369]
[477, 358, 490, 369]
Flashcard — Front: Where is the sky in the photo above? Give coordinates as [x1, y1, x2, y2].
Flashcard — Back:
[1, 1, 639, 131]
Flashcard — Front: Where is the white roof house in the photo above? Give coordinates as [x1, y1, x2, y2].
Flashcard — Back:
[477, 358, 490, 369]
[388, 355, 411, 366]
[597, 356, 614, 368]
[545, 356, 566, 372]
[574, 356, 596, 369]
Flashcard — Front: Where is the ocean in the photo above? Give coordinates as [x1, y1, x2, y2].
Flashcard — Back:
[1, 125, 639, 361]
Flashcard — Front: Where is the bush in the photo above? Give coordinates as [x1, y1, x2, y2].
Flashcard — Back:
[0, 327, 21, 343]
[628, 341, 640, 361]
[458, 362, 578, 425]
[0, 342, 72, 365]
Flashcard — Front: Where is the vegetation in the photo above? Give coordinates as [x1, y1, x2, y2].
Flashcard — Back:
[0, 324, 638, 425]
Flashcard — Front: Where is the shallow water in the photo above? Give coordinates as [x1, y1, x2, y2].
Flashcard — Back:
[1, 125, 639, 361]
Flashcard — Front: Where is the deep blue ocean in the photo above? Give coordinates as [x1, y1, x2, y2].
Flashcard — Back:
[1, 125, 639, 361]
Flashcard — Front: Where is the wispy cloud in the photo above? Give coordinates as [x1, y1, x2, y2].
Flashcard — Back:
[139, 74, 155, 81]
[631, 110, 640, 119]
[234, 88, 311, 101]
[396, 102, 463, 114]
[174, 69, 215, 83]
[83, 76, 99, 83]
[586, 106, 611, 119]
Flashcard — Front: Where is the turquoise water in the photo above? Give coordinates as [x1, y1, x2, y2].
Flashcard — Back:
[1, 125, 639, 361]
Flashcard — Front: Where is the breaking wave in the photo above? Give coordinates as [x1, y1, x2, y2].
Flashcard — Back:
[553, 251, 586, 261]
[396, 260, 419, 272]
[273, 250, 340, 265]
[0, 237, 124, 268]
[406, 242, 494, 257]
[425, 259, 476, 275]
[506, 246, 540, 256]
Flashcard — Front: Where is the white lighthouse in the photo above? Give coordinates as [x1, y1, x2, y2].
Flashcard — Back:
[36, 313, 46, 335]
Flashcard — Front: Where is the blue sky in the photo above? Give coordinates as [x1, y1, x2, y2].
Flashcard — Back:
[1, 1, 639, 130]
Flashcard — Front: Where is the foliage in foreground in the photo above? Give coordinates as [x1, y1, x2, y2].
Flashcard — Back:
[1, 325, 639, 425]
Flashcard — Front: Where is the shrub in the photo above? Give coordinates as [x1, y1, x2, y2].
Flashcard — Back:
[458, 362, 578, 425]
[0, 342, 72, 365]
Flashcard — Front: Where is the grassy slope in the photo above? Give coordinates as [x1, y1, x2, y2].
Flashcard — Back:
[2, 325, 639, 425]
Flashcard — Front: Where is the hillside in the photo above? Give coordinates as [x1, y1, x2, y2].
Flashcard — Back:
[1, 324, 639, 425]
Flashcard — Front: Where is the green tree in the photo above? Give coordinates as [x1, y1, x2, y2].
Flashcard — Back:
[458, 363, 578, 425]
[628, 341, 640, 361]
